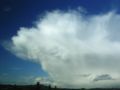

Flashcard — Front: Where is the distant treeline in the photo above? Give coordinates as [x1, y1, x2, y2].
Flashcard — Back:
[0, 82, 119, 90]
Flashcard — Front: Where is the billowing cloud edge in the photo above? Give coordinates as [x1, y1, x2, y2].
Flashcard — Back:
[3, 9, 120, 88]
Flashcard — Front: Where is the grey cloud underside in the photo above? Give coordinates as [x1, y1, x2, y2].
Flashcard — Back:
[6, 9, 120, 88]
[93, 74, 114, 82]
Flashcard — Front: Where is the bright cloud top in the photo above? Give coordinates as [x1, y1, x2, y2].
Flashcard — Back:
[7, 9, 120, 88]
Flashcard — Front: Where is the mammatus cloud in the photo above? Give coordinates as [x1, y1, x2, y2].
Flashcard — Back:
[5, 9, 120, 88]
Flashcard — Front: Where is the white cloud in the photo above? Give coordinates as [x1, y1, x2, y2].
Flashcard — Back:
[5, 9, 120, 88]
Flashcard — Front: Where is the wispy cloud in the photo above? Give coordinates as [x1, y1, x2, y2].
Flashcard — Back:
[3, 7, 12, 12]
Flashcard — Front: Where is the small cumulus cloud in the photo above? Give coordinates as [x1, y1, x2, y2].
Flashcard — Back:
[4, 8, 120, 88]
[34, 77, 56, 86]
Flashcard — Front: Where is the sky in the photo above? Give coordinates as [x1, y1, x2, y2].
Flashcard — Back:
[1, 0, 120, 88]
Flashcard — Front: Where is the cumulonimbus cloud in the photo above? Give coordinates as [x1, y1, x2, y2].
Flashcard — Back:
[5, 9, 120, 88]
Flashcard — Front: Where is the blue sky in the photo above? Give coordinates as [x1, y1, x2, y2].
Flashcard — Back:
[1, 0, 120, 88]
